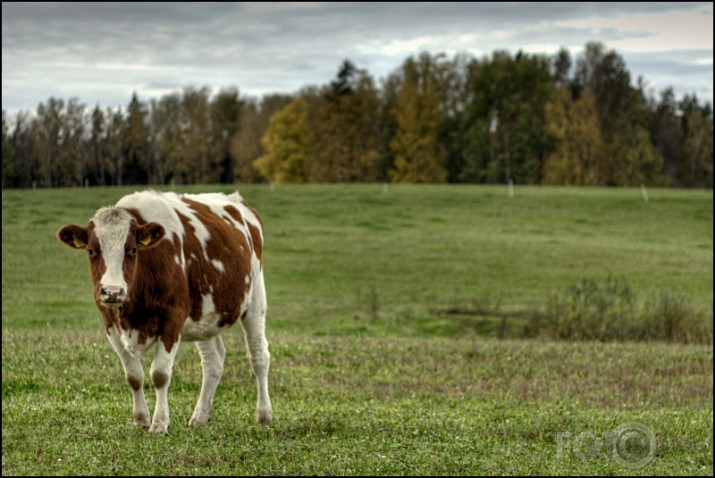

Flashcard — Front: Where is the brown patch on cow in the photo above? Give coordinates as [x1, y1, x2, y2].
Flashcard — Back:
[127, 375, 142, 391]
[224, 204, 244, 224]
[102, 308, 122, 333]
[152, 370, 169, 389]
[241, 201, 264, 227]
[159, 313, 184, 354]
[247, 222, 263, 265]
[224, 204, 263, 263]
[182, 198, 254, 329]
[176, 209, 207, 322]
[128, 208, 188, 353]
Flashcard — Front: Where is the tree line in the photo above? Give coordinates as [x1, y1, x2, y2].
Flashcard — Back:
[2, 42, 712, 189]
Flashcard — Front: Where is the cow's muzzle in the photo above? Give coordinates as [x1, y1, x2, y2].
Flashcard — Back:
[99, 286, 127, 307]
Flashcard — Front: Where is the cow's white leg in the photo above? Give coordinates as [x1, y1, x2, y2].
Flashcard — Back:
[148, 336, 181, 434]
[189, 335, 226, 426]
[240, 271, 272, 425]
[106, 328, 150, 429]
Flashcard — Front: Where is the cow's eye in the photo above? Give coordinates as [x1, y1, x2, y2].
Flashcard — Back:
[87, 248, 95, 257]
[128, 247, 137, 256]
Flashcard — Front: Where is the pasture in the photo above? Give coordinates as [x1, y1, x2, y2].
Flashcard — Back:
[2, 184, 713, 475]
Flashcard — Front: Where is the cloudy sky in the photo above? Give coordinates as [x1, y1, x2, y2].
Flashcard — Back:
[2, 2, 713, 115]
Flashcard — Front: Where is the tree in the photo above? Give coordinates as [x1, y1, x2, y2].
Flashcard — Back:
[254, 98, 314, 183]
[88, 105, 107, 185]
[173, 87, 214, 184]
[680, 99, 714, 188]
[551, 47, 572, 86]
[310, 61, 383, 182]
[56, 98, 86, 187]
[12, 112, 43, 188]
[649, 88, 684, 184]
[211, 87, 242, 183]
[2, 111, 16, 188]
[123, 93, 151, 185]
[330, 59, 358, 97]
[575, 42, 632, 134]
[543, 86, 604, 185]
[573, 42, 665, 186]
[230, 94, 293, 183]
[34, 97, 64, 187]
[0, 47, 711, 189]
[605, 126, 664, 186]
[100, 108, 125, 185]
[149, 94, 181, 185]
[389, 53, 448, 183]
[459, 50, 554, 184]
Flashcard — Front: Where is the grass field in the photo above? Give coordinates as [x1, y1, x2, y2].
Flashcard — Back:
[2, 184, 713, 475]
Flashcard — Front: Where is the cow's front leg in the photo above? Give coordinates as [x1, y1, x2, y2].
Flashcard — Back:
[149, 336, 181, 434]
[106, 329, 150, 429]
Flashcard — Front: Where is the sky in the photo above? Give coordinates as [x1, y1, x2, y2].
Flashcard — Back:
[2, 2, 713, 115]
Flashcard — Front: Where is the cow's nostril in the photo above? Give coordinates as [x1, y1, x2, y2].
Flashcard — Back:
[100, 286, 125, 302]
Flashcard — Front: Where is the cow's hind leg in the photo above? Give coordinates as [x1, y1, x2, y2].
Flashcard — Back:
[189, 335, 226, 426]
[240, 272, 273, 425]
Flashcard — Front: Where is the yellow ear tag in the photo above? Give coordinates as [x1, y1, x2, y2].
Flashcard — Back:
[140, 235, 151, 246]
[73, 238, 86, 248]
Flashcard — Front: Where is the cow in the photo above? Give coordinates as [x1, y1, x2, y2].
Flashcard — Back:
[57, 190, 272, 434]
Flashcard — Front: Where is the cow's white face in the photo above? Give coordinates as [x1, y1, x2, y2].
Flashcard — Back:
[58, 207, 165, 308]
[93, 208, 134, 306]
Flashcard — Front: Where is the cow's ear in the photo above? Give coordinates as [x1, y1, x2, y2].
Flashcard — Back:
[136, 222, 165, 249]
[58, 225, 89, 250]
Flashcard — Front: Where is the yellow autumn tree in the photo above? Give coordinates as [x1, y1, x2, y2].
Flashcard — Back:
[311, 65, 384, 182]
[543, 86, 604, 185]
[253, 98, 314, 183]
[389, 53, 448, 183]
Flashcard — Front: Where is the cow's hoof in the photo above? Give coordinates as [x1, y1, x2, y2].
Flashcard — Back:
[148, 422, 169, 434]
[133, 418, 150, 430]
[188, 413, 211, 426]
[256, 410, 272, 425]
[133, 411, 150, 430]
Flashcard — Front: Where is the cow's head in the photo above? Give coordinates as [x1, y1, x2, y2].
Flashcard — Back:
[58, 207, 165, 308]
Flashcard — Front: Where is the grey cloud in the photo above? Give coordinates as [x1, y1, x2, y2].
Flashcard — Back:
[2, 2, 712, 113]
[622, 49, 714, 101]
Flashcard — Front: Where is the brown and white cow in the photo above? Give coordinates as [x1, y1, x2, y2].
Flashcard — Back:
[57, 190, 272, 434]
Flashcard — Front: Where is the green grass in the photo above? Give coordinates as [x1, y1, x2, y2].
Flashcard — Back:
[2, 184, 713, 475]
[2, 184, 712, 338]
[3, 331, 713, 475]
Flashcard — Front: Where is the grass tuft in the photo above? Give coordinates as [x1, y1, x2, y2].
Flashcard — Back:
[530, 276, 713, 344]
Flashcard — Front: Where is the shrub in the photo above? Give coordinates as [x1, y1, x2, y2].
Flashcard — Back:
[642, 290, 713, 344]
[533, 276, 713, 345]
